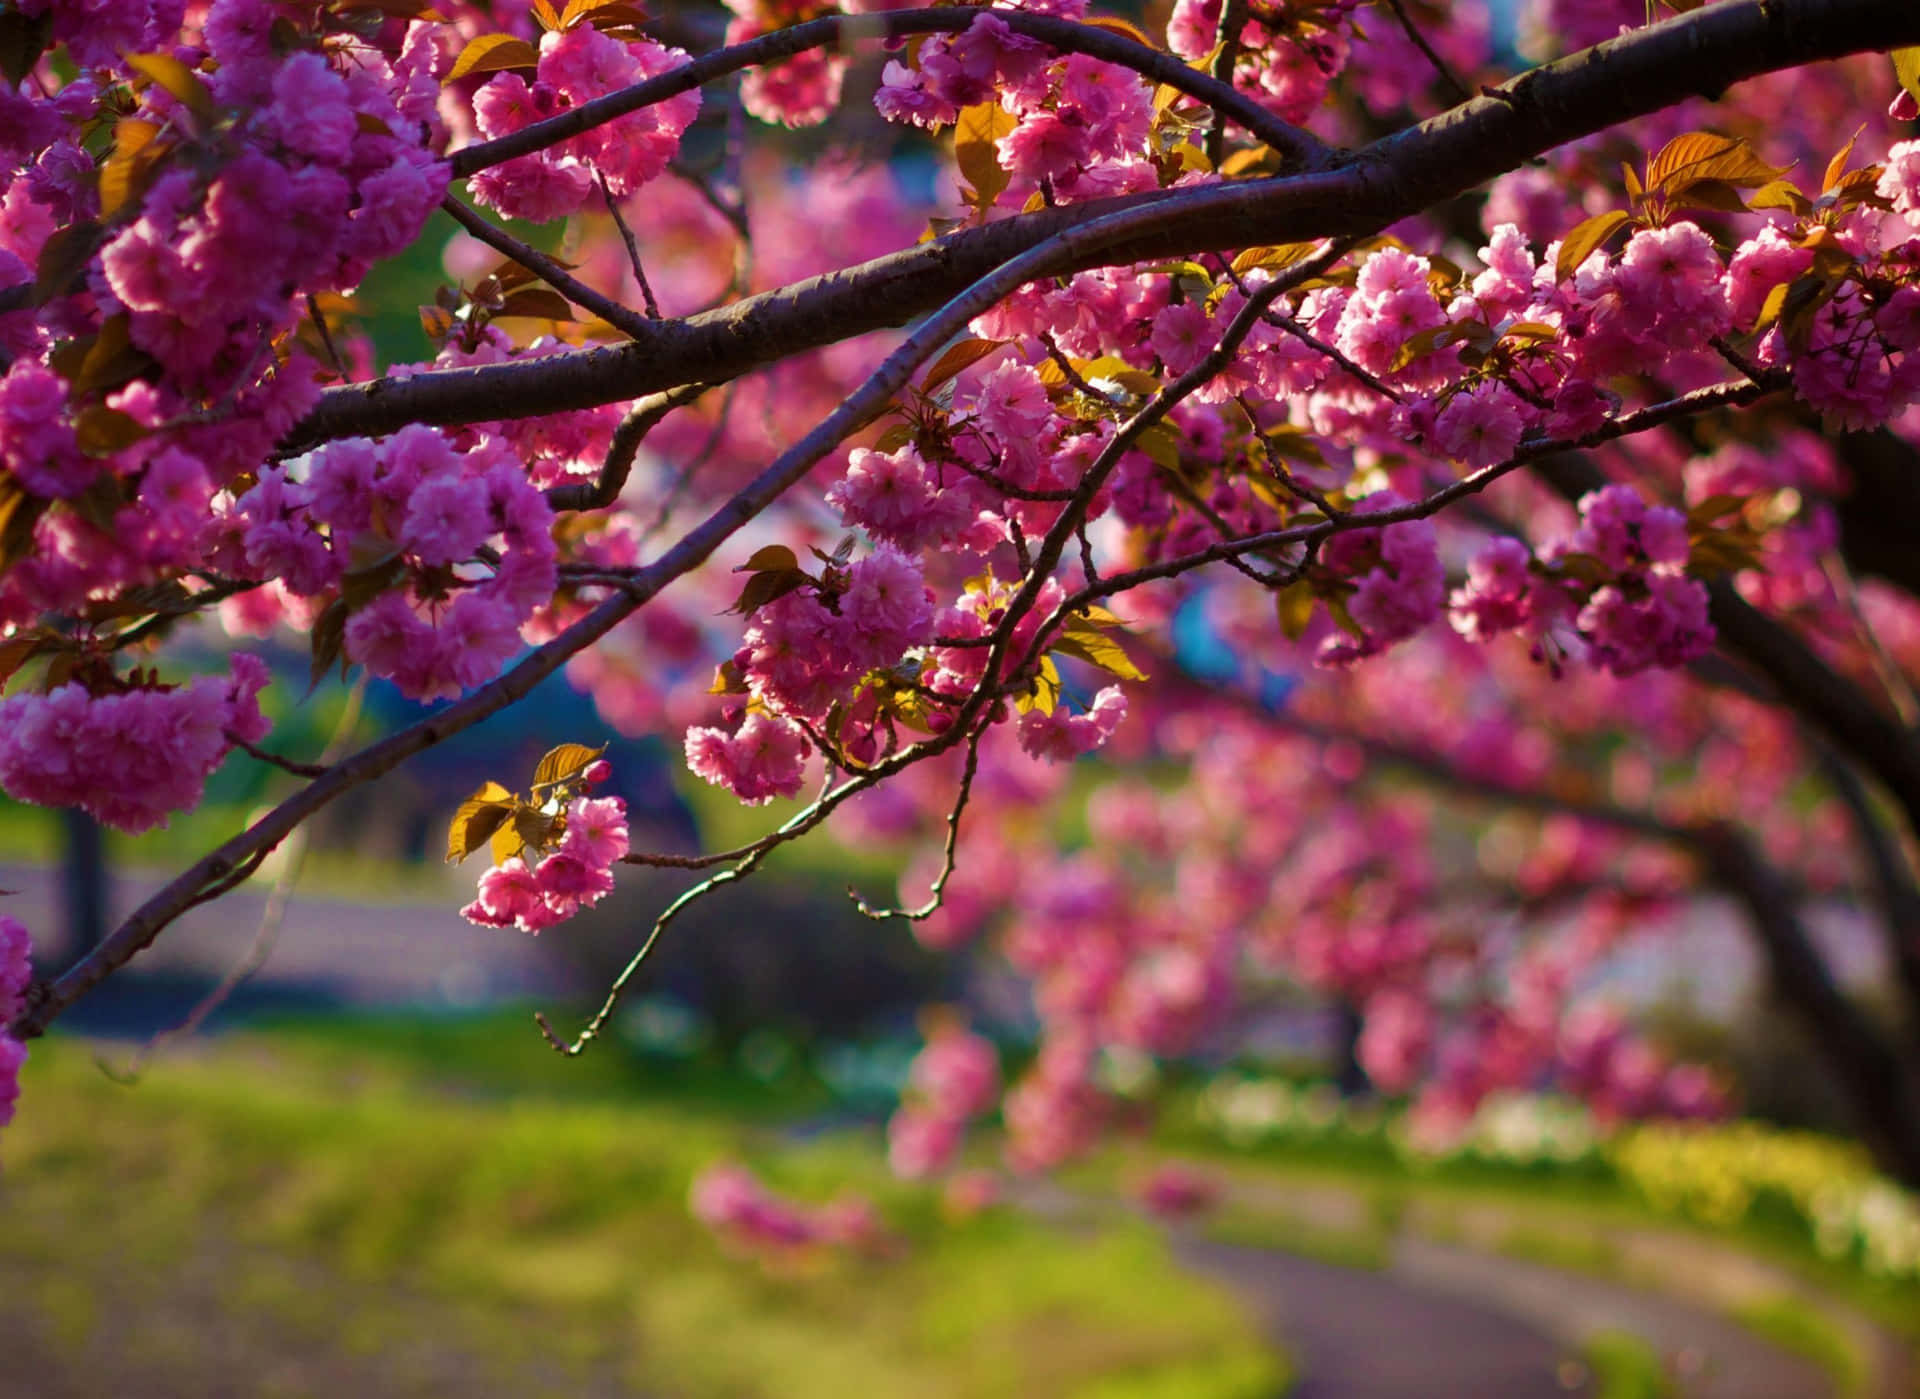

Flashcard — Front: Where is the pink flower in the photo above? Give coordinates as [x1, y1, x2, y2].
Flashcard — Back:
[1878, 140, 1920, 227]
[1449, 536, 1536, 642]
[684, 712, 811, 804]
[1432, 381, 1527, 468]
[840, 548, 935, 668]
[462, 856, 543, 929]
[907, 1025, 1000, 1120]
[1137, 1163, 1217, 1218]
[403, 473, 494, 568]
[0, 1036, 24, 1128]
[0, 916, 31, 1024]
[887, 1107, 964, 1179]
[560, 795, 629, 869]
[1018, 685, 1127, 763]
[1576, 573, 1714, 676]
[998, 111, 1093, 184]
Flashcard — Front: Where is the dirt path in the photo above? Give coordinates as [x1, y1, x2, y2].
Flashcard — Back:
[1175, 1235, 1590, 1398]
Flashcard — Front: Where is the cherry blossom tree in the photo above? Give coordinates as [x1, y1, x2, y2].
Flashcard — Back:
[4, 0, 1920, 1189]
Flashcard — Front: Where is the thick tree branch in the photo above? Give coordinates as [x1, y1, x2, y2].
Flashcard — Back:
[1700, 825, 1920, 1188]
[289, 0, 1920, 450]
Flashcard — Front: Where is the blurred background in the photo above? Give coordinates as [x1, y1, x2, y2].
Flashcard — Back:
[7, 0, 1920, 1394]
[5, 649, 1918, 1399]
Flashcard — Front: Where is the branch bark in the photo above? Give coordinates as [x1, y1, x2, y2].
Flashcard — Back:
[286, 0, 1920, 450]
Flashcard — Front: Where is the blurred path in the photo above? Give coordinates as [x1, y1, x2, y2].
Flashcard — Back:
[3, 861, 562, 1028]
[1175, 1235, 1588, 1398]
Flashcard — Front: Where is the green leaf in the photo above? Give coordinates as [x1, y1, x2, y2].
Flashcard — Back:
[1892, 47, 1920, 105]
[1671, 179, 1752, 214]
[725, 566, 808, 616]
[33, 221, 104, 306]
[1134, 422, 1184, 473]
[447, 781, 515, 863]
[533, 741, 605, 790]
[738, 544, 798, 574]
[1053, 620, 1148, 682]
[920, 337, 1006, 397]
[444, 33, 540, 84]
[495, 287, 576, 321]
[1554, 209, 1632, 283]
[954, 102, 1016, 216]
[73, 406, 149, 455]
[71, 314, 155, 397]
[1275, 578, 1315, 641]
[1686, 493, 1748, 526]
[125, 52, 216, 119]
[308, 598, 349, 691]
[0, 633, 46, 689]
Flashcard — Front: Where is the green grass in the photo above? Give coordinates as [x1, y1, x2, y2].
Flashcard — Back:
[1198, 1201, 1391, 1272]
[1580, 1330, 1672, 1399]
[1730, 1296, 1868, 1398]
[4, 1036, 1286, 1399]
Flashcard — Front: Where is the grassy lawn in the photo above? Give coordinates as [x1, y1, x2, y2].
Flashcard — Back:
[2, 1031, 1286, 1399]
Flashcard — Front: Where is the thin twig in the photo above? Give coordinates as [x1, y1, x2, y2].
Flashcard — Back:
[547, 382, 710, 513]
[229, 735, 330, 780]
[597, 171, 662, 319]
[439, 192, 654, 342]
[1380, 0, 1472, 105]
[852, 720, 985, 921]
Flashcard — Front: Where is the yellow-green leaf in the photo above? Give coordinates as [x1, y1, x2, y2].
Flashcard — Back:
[1054, 620, 1148, 682]
[490, 817, 525, 866]
[1276, 578, 1315, 640]
[1823, 126, 1865, 194]
[954, 102, 1016, 215]
[447, 781, 515, 863]
[533, 741, 605, 790]
[126, 52, 215, 119]
[738, 544, 798, 574]
[99, 119, 165, 219]
[1554, 209, 1632, 283]
[1230, 243, 1317, 276]
[1892, 47, 1920, 104]
[920, 337, 1006, 396]
[445, 33, 540, 84]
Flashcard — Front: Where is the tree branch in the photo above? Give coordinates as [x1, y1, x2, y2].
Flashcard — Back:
[290, 0, 1920, 450]
[448, 8, 1332, 180]
[438, 193, 654, 341]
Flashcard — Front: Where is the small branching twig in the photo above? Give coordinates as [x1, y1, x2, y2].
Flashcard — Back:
[547, 382, 711, 513]
[852, 720, 985, 921]
[439, 192, 654, 342]
[597, 171, 662, 319]
[1380, 0, 1472, 105]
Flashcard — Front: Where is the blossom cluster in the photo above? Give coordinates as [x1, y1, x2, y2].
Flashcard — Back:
[688, 1160, 887, 1264]
[0, 655, 269, 833]
[885, 1020, 1001, 1180]
[468, 25, 700, 222]
[0, 916, 31, 1128]
[1449, 485, 1714, 677]
[227, 428, 558, 702]
[461, 792, 629, 934]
